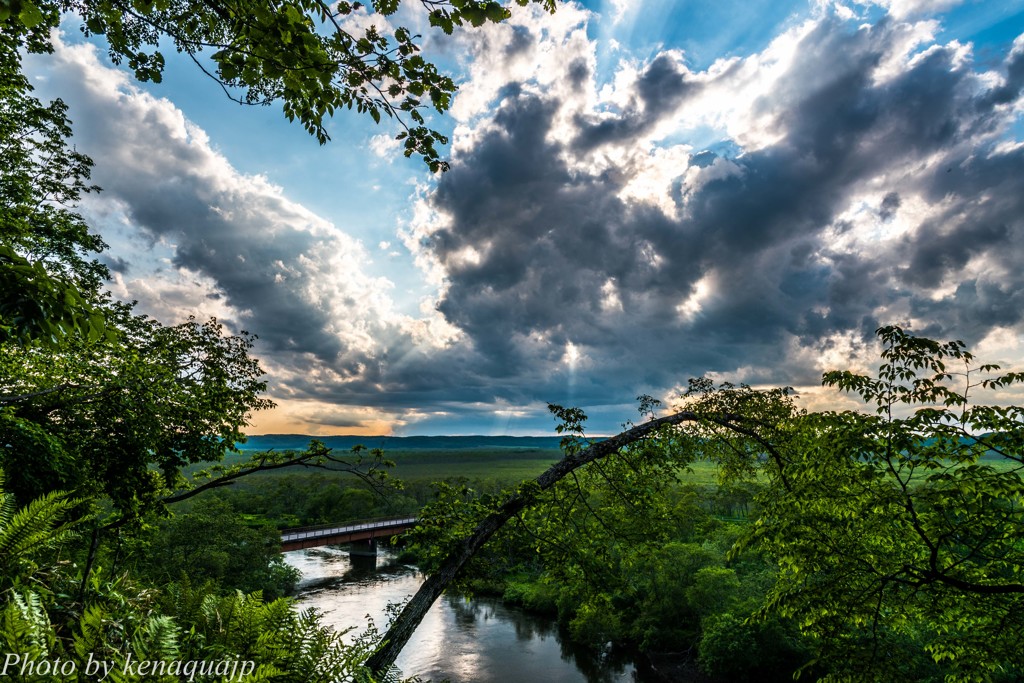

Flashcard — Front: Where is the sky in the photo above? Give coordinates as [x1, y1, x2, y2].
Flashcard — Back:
[22, 0, 1024, 436]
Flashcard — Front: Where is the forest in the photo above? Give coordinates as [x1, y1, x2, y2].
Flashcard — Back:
[3, 1, 1024, 682]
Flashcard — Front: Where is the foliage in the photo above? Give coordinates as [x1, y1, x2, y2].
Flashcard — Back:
[0, 472, 395, 683]
[717, 326, 1024, 681]
[697, 612, 810, 683]
[132, 497, 299, 600]
[0, 468, 80, 593]
[1, 581, 386, 682]
[0, 309, 273, 520]
[0, 36, 109, 346]
[1, 0, 559, 172]
[170, 589, 385, 683]
[402, 476, 511, 588]
[0, 245, 109, 347]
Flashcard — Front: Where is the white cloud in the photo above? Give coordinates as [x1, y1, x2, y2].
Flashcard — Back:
[858, 0, 965, 20]
[448, 2, 597, 124]
[369, 133, 401, 158]
[606, 0, 632, 24]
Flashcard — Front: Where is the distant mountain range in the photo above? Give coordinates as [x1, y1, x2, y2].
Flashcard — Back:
[236, 434, 1008, 461]
[237, 434, 567, 451]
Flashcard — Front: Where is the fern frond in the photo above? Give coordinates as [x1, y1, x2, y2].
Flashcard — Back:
[132, 614, 180, 661]
[72, 603, 109, 660]
[0, 596, 53, 660]
[0, 468, 82, 579]
[10, 591, 52, 656]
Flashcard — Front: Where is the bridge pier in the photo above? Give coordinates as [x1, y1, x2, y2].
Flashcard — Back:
[348, 538, 378, 557]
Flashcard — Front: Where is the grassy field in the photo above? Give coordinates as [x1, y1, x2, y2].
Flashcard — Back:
[193, 445, 729, 488]
[385, 448, 560, 482]
[182, 445, 1022, 530]
[193, 443, 1020, 491]
[385, 448, 728, 485]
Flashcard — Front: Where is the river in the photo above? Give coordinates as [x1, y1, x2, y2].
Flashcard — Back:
[285, 546, 652, 683]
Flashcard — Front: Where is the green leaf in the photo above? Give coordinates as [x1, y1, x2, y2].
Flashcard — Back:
[18, 1, 44, 27]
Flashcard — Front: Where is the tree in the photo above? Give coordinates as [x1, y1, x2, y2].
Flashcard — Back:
[0, 310, 273, 519]
[134, 497, 299, 599]
[2, 0, 558, 172]
[727, 326, 1024, 680]
[0, 34, 109, 346]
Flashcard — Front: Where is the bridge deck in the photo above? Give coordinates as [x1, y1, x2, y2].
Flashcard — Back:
[280, 516, 417, 551]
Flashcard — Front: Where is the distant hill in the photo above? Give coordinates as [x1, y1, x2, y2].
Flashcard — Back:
[237, 434, 567, 451]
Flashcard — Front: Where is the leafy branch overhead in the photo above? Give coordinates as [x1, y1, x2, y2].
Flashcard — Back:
[164, 440, 400, 506]
[2, 0, 557, 172]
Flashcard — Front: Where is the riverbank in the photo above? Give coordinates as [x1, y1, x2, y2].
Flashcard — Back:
[285, 546, 648, 683]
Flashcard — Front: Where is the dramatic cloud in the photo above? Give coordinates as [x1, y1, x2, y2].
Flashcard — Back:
[26, 3, 1024, 434]
[36, 37, 404, 359]
[27, 35, 469, 431]
[408, 6, 1024, 420]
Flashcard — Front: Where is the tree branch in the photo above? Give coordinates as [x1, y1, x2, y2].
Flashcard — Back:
[0, 382, 91, 404]
[160, 443, 391, 505]
[363, 408, 759, 676]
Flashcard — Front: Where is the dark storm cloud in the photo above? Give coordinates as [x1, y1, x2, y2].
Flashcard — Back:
[278, 345, 517, 411]
[100, 254, 130, 274]
[713, 20, 1024, 346]
[127, 184, 345, 360]
[897, 146, 1024, 338]
[427, 89, 751, 396]
[425, 94, 710, 388]
[979, 40, 1024, 108]
[574, 54, 698, 150]
[417, 15, 1024, 406]
[912, 278, 1024, 335]
[902, 219, 1010, 289]
[124, 186, 346, 361]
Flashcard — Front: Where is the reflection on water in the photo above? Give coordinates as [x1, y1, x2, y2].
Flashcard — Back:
[286, 547, 645, 683]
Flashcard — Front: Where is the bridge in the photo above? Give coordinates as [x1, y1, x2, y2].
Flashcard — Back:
[280, 515, 418, 553]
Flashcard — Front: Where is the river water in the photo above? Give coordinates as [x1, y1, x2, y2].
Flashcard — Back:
[285, 546, 649, 683]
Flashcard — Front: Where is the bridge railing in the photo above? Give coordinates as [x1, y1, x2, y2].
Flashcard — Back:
[280, 515, 418, 542]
